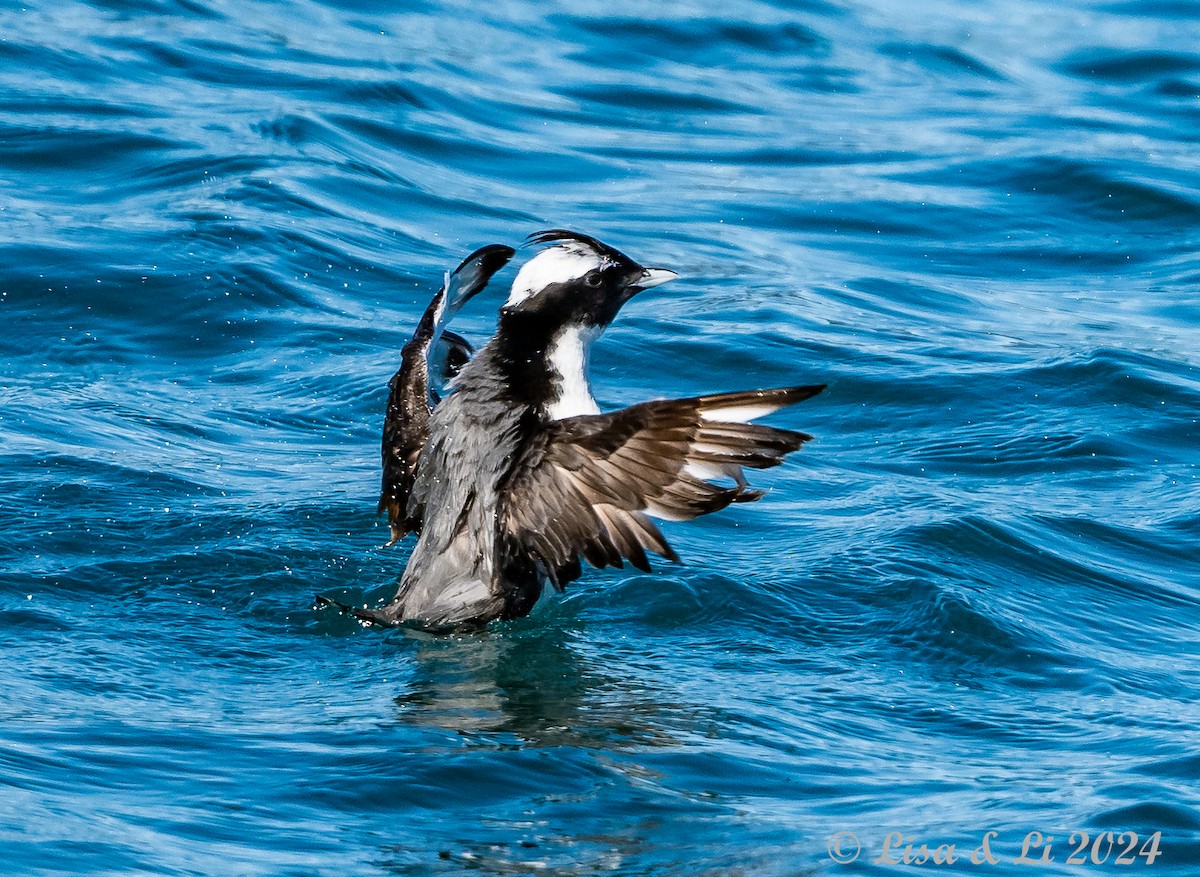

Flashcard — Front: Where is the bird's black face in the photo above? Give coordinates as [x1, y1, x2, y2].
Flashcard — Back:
[502, 231, 678, 331]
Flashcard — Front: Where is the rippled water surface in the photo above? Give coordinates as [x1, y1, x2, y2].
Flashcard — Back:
[4, 0, 1200, 873]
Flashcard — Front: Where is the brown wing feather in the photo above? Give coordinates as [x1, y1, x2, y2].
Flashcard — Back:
[499, 384, 824, 588]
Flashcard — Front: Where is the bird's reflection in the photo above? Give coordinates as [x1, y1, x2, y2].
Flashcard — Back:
[387, 613, 683, 750]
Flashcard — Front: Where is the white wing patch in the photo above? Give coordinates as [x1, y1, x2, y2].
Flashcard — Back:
[699, 402, 786, 423]
[682, 460, 730, 482]
[427, 271, 451, 348]
[507, 244, 606, 307]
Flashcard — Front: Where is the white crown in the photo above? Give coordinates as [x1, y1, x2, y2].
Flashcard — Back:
[506, 244, 609, 307]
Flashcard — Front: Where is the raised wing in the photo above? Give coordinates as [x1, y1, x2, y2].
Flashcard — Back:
[379, 244, 515, 542]
[498, 385, 824, 588]
[432, 329, 474, 392]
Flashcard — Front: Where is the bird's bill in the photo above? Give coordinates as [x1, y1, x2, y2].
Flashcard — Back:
[632, 267, 679, 290]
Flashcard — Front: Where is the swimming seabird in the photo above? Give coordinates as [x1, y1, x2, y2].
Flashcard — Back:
[372, 230, 824, 630]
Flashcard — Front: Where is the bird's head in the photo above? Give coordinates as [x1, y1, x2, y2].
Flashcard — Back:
[502, 230, 678, 330]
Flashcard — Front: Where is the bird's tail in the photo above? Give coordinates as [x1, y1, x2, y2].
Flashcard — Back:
[314, 594, 396, 628]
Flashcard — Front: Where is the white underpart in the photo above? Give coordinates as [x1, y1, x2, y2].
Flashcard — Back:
[544, 324, 602, 419]
[699, 403, 783, 423]
[506, 244, 607, 307]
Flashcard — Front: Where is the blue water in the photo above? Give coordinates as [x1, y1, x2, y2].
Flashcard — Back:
[3, 0, 1200, 873]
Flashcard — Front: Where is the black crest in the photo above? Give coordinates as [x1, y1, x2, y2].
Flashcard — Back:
[525, 229, 629, 264]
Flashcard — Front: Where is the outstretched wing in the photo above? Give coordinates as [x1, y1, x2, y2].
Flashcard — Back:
[379, 244, 515, 542]
[498, 385, 824, 588]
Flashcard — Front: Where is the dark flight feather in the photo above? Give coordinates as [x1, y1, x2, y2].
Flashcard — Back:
[498, 384, 824, 588]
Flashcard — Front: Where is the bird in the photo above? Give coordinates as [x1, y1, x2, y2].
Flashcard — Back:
[367, 230, 824, 631]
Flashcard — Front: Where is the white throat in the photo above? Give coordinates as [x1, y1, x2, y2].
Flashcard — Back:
[544, 325, 602, 420]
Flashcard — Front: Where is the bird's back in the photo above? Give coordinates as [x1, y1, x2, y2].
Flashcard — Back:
[380, 345, 538, 627]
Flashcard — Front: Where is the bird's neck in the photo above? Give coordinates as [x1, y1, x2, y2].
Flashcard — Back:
[495, 312, 602, 419]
